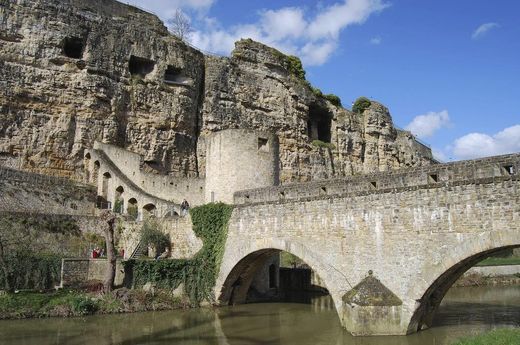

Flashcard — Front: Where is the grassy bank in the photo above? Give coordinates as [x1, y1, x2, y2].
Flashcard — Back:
[0, 288, 186, 319]
[452, 328, 520, 345]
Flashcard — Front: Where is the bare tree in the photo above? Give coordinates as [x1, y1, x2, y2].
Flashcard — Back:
[168, 9, 193, 42]
[100, 210, 117, 293]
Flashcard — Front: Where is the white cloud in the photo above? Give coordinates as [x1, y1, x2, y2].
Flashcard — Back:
[300, 41, 338, 66]
[260, 7, 307, 41]
[124, 0, 389, 66]
[370, 36, 382, 45]
[307, 0, 389, 40]
[405, 110, 451, 139]
[452, 125, 520, 160]
[472, 22, 499, 40]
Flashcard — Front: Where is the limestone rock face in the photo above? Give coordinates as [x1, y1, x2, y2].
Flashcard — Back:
[0, 0, 204, 179]
[0, 1, 434, 183]
[201, 39, 435, 182]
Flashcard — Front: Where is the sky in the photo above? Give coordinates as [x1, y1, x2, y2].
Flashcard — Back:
[123, 0, 520, 162]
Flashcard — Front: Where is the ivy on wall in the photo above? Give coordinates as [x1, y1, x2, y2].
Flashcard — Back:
[123, 202, 233, 304]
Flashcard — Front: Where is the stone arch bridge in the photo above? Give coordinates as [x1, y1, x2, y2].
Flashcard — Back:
[214, 153, 519, 336]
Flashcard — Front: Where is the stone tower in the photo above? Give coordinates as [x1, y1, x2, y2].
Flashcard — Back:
[205, 129, 279, 203]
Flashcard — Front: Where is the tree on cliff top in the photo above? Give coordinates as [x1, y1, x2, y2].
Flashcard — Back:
[168, 9, 193, 42]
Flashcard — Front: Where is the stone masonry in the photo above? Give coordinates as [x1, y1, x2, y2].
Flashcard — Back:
[215, 153, 520, 335]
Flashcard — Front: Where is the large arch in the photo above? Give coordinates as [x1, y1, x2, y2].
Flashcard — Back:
[215, 237, 345, 322]
[407, 241, 520, 333]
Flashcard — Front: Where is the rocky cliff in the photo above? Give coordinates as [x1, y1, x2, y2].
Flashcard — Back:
[0, 0, 204, 178]
[0, 0, 435, 184]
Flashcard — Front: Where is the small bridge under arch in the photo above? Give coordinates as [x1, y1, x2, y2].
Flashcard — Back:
[215, 153, 520, 336]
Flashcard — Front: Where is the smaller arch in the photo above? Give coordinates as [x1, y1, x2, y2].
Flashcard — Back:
[84, 152, 91, 160]
[114, 186, 125, 214]
[127, 198, 139, 221]
[142, 203, 157, 219]
[103, 172, 111, 178]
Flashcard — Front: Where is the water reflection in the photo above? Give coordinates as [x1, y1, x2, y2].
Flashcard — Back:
[0, 286, 518, 345]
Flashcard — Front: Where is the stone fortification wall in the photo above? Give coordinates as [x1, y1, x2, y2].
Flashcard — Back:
[0, 166, 96, 215]
[60, 258, 124, 287]
[0, 0, 204, 179]
[119, 217, 202, 260]
[205, 129, 279, 203]
[234, 153, 519, 205]
[91, 142, 205, 205]
[218, 152, 519, 335]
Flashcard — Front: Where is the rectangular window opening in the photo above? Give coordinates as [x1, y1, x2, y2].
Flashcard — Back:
[258, 137, 269, 152]
[370, 181, 377, 189]
[503, 165, 514, 175]
[428, 174, 439, 183]
[129, 55, 155, 78]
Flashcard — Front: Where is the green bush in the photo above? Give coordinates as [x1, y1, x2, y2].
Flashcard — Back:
[286, 55, 306, 80]
[352, 97, 371, 114]
[123, 203, 233, 304]
[0, 253, 61, 290]
[312, 87, 323, 98]
[69, 295, 98, 315]
[140, 218, 170, 256]
[324, 94, 342, 107]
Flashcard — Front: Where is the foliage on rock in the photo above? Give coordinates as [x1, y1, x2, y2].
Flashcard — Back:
[352, 97, 371, 114]
[123, 203, 233, 304]
[139, 218, 170, 255]
[324, 94, 342, 107]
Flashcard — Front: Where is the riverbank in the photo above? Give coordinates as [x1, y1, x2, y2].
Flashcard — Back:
[451, 328, 520, 345]
[0, 288, 188, 320]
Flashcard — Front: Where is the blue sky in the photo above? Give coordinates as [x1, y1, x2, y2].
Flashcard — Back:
[124, 0, 520, 162]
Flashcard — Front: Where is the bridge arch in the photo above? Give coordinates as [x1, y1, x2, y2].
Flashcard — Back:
[215, 237, 345, 320]
[407, 232, 520, 333]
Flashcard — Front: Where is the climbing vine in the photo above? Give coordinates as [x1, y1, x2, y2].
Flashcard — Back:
[123, 202, 233, 304]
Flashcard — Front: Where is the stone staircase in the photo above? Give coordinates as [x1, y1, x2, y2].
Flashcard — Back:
[129, 240, 148, 259]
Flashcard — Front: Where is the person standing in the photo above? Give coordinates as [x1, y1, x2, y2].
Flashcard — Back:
[180, 199, 190, 217]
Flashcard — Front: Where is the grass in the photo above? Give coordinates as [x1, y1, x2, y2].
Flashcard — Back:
[475, 257, 520, 267]
[0, 288, 185, 319]
[451, 328, 520, 345]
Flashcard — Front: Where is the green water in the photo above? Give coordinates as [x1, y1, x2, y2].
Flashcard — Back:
[0, 286, 518, 345]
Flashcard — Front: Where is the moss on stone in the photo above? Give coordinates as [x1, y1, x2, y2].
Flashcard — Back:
[342, 275, 402, 306]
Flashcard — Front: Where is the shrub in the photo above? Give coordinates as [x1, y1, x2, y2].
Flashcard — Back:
[140, 218, 170, 256]
[324, 94, 342, 107]
[286, 55, 306, 80]
[352, 97, 371, 114]
[69, 295, 98, 315]
[312, 87, 323, 98]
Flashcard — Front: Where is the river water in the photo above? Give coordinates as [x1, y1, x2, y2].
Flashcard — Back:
[0, 286, 518, 345]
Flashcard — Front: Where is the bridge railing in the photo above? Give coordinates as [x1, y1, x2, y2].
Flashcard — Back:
[233, 153, 520, 205]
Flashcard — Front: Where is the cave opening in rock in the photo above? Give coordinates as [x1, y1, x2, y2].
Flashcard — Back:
[129, 55, 155, 77]
[164, 65, 184, 84]
[62, 37, 84, 59]
[307, 103, 332, 143]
